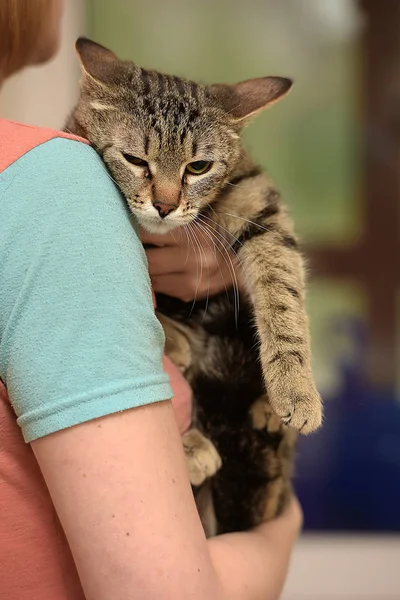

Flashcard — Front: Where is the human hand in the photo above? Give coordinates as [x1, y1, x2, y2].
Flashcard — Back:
[207, 492, 303, 599]
[141, 224, 241, 303]
[258, 493, 303, 538]
[279, 493, 303, 534]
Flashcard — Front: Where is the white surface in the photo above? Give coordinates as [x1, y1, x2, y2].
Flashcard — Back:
[282, 534, 400, 600]
[0, 0, 84, 128]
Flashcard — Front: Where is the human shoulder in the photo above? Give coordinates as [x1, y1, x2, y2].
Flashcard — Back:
[0, 118, 89, 173]
[0, 119, 121, 223]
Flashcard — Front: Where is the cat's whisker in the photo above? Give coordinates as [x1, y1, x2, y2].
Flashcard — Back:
[196, 215, 243, 269]
[170, 229, 180, 251]
[195, 218, 240, 325]
[197, 214, 242, 260]
[199, 213, 244, 249]
[215, 210, 273, 233]
[182, 226, 192, 267]
[186, 223, 202, 314]
[193, 221, 231, 305]
[190, 225, 211, 322]
[207, 230, 240, 327]
[184, 224, 197, 312]
[198, 213, 246, 307]
[200, 220, 218, 260]
[185, 223, 198, 275]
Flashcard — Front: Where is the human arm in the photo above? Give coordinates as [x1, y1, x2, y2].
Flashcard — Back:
[209, 495, 302, 600]
[33, 401, 301, 600]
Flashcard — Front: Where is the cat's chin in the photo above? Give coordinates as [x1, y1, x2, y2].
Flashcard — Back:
[136, 214, 186, 235]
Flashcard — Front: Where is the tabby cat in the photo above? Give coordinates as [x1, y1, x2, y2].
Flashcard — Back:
[66, 38, 322, 536]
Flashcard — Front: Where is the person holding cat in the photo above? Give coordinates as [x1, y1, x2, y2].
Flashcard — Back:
[0, 1, 302, 599]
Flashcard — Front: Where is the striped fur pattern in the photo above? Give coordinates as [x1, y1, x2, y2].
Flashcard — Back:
[66, 38, 322, 535]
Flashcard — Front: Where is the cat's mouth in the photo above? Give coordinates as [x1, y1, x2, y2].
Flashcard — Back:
[134, 211, 193, 235]
[127, 198, 197, 234]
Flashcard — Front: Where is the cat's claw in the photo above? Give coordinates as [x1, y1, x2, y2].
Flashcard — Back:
[268, 378, 323, 434]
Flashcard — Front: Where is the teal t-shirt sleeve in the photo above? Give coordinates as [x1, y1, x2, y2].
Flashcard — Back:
[0, 137, 173, 442]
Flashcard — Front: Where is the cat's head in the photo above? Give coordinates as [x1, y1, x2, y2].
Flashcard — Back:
[73, 38, 292, 234]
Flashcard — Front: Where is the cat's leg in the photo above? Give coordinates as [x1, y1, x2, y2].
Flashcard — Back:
[250, 398, 297, 521]
[156, 315, 221, 485]
[183, 428, 222, 487]
[212, 175, 322, 433]
[156, 311, 192, 372]
[194, 480, 218, 538]
[239, 229, 322, 434]
[210, 396, 297, 534]
[210, 419, 295, 532]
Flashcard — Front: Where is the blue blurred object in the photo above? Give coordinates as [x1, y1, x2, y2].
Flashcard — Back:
[295, 317, 400, 531]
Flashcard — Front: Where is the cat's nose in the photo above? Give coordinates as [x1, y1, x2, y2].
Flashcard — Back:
[153, 202, 178, 218]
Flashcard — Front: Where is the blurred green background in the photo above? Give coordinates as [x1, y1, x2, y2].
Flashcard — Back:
[86, 0, 365, 396]
[82, 0, 400, 536]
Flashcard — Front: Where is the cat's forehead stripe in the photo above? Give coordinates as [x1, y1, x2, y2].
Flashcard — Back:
[157, 72, 165, 95]
[137, 67, 206, 105]
[140, 68, 151, 96]
[122, 67, 221, 153]
[173, 76, 186, 97]
[144, 134, 150, 155]
[189, 81, 198, 103]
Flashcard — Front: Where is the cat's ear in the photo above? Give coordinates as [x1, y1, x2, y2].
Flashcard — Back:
[75, 37, 123, 85]
[210, 76, 293, 122]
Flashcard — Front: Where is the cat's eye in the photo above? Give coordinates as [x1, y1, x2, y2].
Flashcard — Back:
[123, 154, 148, 167]
[185, 160, 212, 175]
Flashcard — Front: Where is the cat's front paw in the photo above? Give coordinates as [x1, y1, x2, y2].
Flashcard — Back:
[269, 375, 323, 434]
[183, 429, 222, 486]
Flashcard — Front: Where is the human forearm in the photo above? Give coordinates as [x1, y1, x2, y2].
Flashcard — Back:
[208, 496, 302, 600]
[33, 402, 300, 600]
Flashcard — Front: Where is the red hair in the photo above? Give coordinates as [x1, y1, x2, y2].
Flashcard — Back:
[0, 0, 56, 77]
